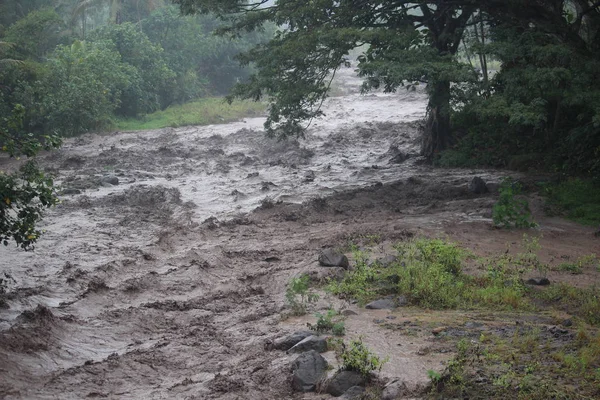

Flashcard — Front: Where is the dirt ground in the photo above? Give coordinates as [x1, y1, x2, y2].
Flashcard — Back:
[0, 67, 598, 400]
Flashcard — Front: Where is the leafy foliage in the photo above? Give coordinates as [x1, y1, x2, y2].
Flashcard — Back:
[334, 337, 388, 378]
[285, 274, 319, 316]
[0, 105, 61, 250]
[492, 178, 537, 229]
[307, 309, 345, 336]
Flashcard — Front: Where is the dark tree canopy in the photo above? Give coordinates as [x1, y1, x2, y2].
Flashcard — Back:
[174, 0, 600, 165]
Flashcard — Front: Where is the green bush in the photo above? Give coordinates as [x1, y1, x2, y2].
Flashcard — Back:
[542, 179, 600, 226]
[492, 178, 537, 228]
[307, 309, 345, 336]
[19, 40, 136, 136]
[336, 337, 387, 378]
[285, 274, 319, 316]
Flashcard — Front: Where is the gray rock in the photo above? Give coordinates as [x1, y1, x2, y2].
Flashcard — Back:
[304, 170, 316, 182]
[365, 298, 395, 310]
[61, 188, 82, 195]
[326, 370, 366, 396]
[291, 350, 328, 392]
[375, 255, 399, 268]
[101, 175, 119, 186]
[273, 331, 314, 351]
[319, 249, 349, 269]
[468, 177, 487, 194]
[390, 152, 409, 164]
[287, 335, 328, 354]
[526, 277, 550, 286]
[341, 385, 366, 399]
[396, 295, 408, 306]
[381, 379, 408, 400]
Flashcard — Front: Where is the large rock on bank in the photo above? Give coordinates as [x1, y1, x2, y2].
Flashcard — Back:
[291, 350, 328, 392]
[326, 370, 366, 396]
[319, 249, 349, 269]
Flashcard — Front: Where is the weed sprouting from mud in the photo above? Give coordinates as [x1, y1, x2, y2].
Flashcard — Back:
[285, 274, 319, 316]
[307, 308, 345, 336]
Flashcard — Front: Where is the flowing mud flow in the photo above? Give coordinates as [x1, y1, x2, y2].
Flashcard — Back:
[1, 67, 598, 399]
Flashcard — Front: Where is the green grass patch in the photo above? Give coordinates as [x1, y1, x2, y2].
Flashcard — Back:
[542, 178, 600, 226]
[115, 97, 266, 131]
[326, 238, 531, 311]
[532, 283, 600, 326]
[431, 326, 600, 399]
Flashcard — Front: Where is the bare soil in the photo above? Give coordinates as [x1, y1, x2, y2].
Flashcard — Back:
[0, 67, 598, 399]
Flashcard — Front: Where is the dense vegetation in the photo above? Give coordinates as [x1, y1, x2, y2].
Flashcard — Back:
[0, 0, 271, 248]
[175, 0, 600, 179]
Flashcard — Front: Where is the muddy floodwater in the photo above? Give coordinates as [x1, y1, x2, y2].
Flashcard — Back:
[1, 67, 598, 399]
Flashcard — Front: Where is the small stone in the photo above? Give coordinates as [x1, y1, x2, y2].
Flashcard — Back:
[326, 370, 366, 397]
[432, 326, 448, 336]
[287, 335, 328, 354]
[341, 386, 366, 399]
[365, 298, 395, 310]
[291, 351, 328, 392]
[272, 331, 314, 351]
[526, 277, 550, 286]
[318, 249, 349, 269]
[381, 379, 408, 400]
[468, 177, 488, 194]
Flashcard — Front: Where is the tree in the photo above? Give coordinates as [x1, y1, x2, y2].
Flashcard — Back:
[0, 104, 61, 250]
[173, 0, 478, 158]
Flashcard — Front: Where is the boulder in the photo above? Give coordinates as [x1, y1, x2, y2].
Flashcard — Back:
[273, 331, 314, 351]
[319, 249, 349, 269]
[365, 298, 395, 310]
[526, 277, 550, 286]
[341, 386, 366, 399]
[287, 335, 328, 354]
[101, 175, 119, 186]
[390, 152, 409, 164]
[381, 379, 408, 400]
[468, 177, 487, 194]
[291, 350, 328, 392]
[326, 370, 366, 396]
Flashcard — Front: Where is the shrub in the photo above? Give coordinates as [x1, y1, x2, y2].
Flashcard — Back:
[336, 337, 388, 378]
[285, 274, 319, 316]
[307, 309, 345, 336]
[492, 178, 537, 228]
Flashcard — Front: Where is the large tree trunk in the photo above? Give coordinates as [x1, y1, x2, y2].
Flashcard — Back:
[421, 79, 452, 159]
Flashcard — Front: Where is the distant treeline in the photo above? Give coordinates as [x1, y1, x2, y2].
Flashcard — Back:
[0, 0, 271, 136]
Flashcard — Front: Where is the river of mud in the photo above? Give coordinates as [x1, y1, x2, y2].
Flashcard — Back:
[1, 66, 598, 399]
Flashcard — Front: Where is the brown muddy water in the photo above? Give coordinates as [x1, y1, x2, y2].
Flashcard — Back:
[1, 67, 598, 399]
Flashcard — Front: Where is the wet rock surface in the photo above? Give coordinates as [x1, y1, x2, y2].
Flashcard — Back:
[271, 331, 314, 351]
[319, 248, 350, 269]
[326, 370, 366, 396]
[286, 335, 328, 354]
[291, 350, 328, 392]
